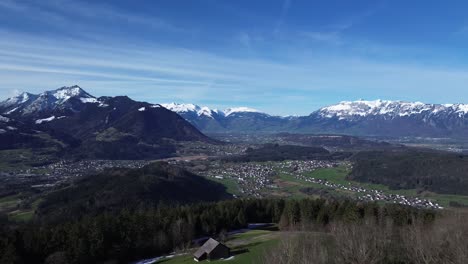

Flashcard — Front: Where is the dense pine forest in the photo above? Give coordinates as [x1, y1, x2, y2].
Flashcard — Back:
[349, 150, 468, 195]
[0, 198, 439, 264]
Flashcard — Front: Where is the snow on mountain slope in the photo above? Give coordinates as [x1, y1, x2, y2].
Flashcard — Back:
[317, 100, 468, 120]
[0, 85, 100, 116]
[0, 115, 10, 122]
[224, 107, 260, 116]
[52, 86, 92, 102]
[35, 116, 56, 124]
[161, 103, 261, 118]
[161, 103, 199, 113]
[160, 103, 219, 118]
[0, 92, 37, 109]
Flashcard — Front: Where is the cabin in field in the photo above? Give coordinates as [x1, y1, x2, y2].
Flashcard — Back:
[193, 238, 230, 262]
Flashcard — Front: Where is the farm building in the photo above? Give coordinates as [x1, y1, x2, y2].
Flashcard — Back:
[193, 238, 230, 262]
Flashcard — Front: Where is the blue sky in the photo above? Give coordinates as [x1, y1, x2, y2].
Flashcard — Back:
[1, 0, 468, 115]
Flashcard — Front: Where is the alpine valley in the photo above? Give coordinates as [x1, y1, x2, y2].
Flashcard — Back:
[3, 87, 468, 264]
[3, 86, 468, 157]
[163, 100, 468, 138]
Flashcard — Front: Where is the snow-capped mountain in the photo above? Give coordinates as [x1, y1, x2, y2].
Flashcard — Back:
[0, 86, 212, 159]
[161, 103, 260, 118]
[161, 100, 468, 137]
[0, 85, 98, 117]
[3, 87, 468, 138]
[317, 100, 468, 120]
[161, 103, 289, 133]
[297, 99, 468, 138]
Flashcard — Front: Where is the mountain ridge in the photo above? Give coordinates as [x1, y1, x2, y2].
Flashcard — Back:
[3, 87, 468, 139]
[0, 86, 213, 160]
[159, 99, 468, 137]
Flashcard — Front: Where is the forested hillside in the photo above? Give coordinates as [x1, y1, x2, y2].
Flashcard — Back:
[37, 162, 230, 222]
[0, 198, 435, 264]
[349, 150, 468, 195]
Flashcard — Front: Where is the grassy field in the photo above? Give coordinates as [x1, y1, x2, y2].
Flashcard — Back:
[8, 210, 34, 222]
[0, 148, 56, 171]
[303, 166, 350, 185]
[0, 194, 21, 212]
[276, 166, 355, 199]
[281, 166, 468, 207]
[157, 229, 279, 264]
[7, 198, 42, 222]
[208, 177, 241, 196]
[0, 194, 41, 222]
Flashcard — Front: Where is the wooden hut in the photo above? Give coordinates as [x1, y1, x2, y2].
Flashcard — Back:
[193, 238, 230, 262]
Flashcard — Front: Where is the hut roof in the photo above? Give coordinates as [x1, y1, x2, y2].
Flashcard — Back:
[194, 238, 227, 259]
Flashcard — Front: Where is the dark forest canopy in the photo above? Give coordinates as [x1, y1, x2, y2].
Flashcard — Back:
[0, 198, 436, 264]
[225, 143, 351, 162]
[349, 150, 468, 195]
[36, 162, 231, 222]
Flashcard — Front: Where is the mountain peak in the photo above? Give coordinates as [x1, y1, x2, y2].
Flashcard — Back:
[162, 102, 200, 113]
[162, 102, 262, 118]
[0, 85, 98, 116]
[48, 85, 94, 101]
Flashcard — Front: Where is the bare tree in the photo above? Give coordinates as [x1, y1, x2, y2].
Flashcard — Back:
[331, 219, 389, 264]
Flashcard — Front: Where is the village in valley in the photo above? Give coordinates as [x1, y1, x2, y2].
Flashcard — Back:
[172, 158, 444, 210]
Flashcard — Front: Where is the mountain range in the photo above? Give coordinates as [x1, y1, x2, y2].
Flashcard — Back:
[3, 86, 468, 149]
[164, 100, 468, 138]
[0, 86, 211, 160]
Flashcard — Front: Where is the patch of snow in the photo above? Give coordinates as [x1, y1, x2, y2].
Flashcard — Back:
[35, 116, 56, 124]
[5, 107, 19, 115]
[0, 115, 10, 122]
[162, 103, 198, 113]
[80, 97, 98, 103]
[52, 86, 83, 101]
[320, 100, 437, 119]
[6, 126, 17, 130]
[223, 107, 260, 116]
[132, 253, 184, 264]
[162, 103, 264, 118]
[198, 106, 214, 118]
[162, 103, 215, 118]
[0, 92, 32, 108]
[455, 104, 468, 114]
[98, 102, 109, 107]
[57, 116, 66, 119]
[138, 107, 146, 112]
[151, 104, 161, 108]
[0, 129, 6, 134]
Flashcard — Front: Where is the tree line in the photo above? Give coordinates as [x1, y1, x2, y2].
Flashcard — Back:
[0, 198, 435, 264]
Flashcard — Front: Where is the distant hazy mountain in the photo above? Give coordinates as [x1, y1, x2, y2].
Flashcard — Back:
[164, 100, 468, 138]
[0, 86, 212, 159]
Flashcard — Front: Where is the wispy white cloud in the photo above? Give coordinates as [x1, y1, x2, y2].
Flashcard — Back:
[298, 5, 381, 46]
[1, 1, 468, 115]
[0, 0, 184, 36]
[3, 29, 468, 115]
[40, 0, 184, 32]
